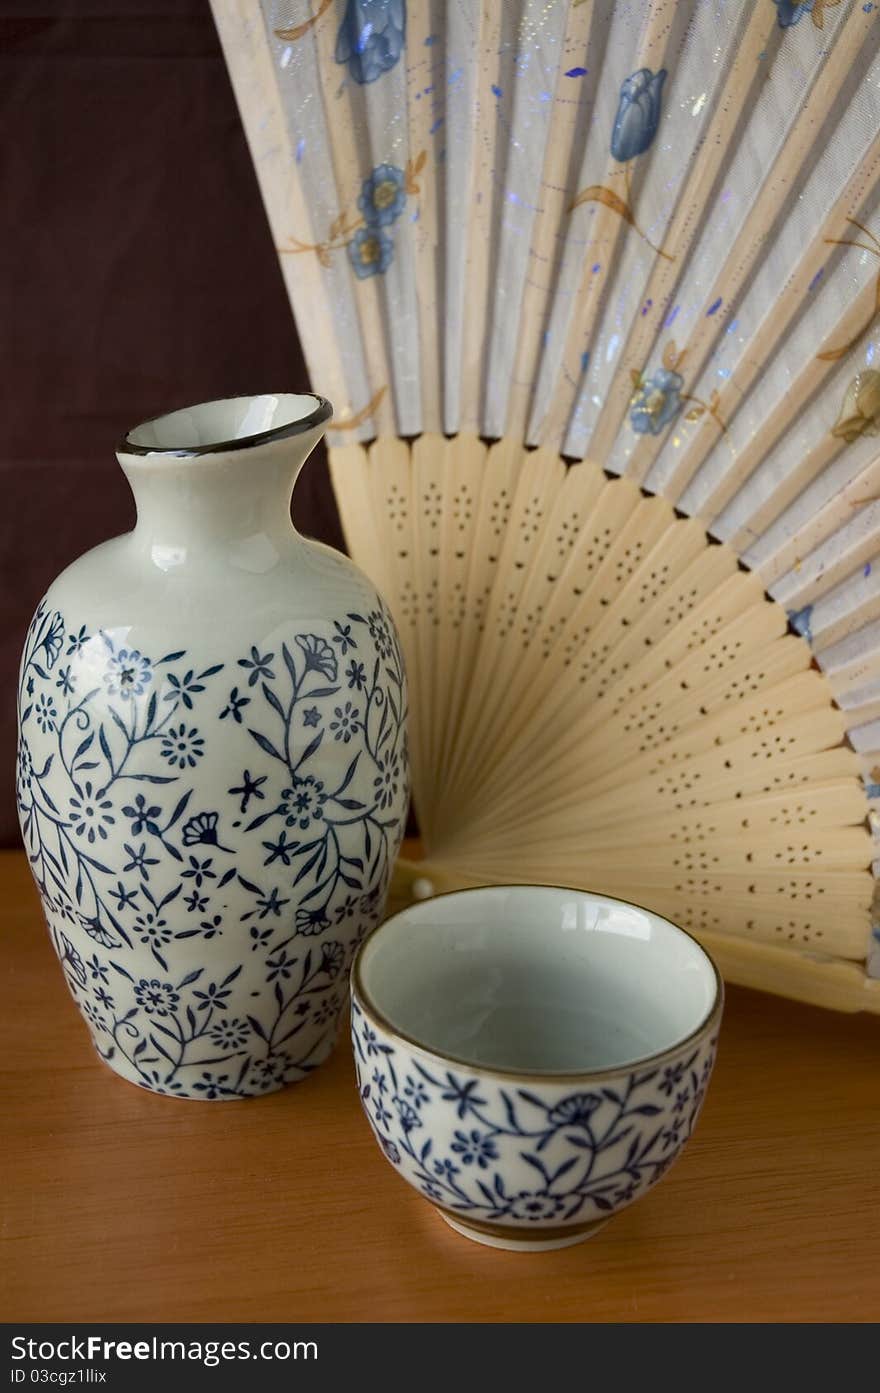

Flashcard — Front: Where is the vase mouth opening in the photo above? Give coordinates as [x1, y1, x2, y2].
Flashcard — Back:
[119, 393, 333, 459]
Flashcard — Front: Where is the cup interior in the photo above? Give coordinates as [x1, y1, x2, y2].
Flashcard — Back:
[356, 886, 719, 1074]
[124, 393, 328, 452]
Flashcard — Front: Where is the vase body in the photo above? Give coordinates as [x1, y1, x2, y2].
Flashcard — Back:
[16, 394, 409, 1099]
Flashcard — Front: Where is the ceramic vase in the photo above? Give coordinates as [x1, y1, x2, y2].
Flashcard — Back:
[16, 393, 409, 1099]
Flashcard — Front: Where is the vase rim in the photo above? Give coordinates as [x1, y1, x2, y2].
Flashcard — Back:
[118, 392, 333, 459]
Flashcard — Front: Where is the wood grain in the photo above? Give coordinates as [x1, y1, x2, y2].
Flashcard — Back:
[1, 847, 877, 1323]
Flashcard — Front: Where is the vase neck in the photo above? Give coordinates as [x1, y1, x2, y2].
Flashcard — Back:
[116, 394, 331, 570]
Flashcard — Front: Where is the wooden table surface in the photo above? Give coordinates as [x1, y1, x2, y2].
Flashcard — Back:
[2, 847, 878, 1323]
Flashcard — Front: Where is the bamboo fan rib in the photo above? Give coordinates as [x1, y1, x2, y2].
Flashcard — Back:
[211, 0, 880, 1004]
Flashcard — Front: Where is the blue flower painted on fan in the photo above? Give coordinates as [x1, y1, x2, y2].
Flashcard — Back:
[788, 605, 814, 643]
[358, 163, 407, 228]
[772, 0, 843, 27]
[335, 0, 406, 85]
[630, 368, 683, 435]
[774, 0, 812, 23]
[611, 67, 667, 162]
[348, 226, 394, 279]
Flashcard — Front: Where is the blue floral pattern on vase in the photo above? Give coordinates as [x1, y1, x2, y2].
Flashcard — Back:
[18, 599, 408, 1099]
[611, 68, 667, 162]
[630, 367, 683, 435]
[352, 999, 718, 1238]
[335, 0, 406, 85]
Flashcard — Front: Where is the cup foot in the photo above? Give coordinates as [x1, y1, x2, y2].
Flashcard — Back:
[439, 1212, 610, 1251]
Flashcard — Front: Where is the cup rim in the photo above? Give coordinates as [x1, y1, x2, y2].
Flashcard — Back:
[118, 392, 333, 459]
[351, 883, 724, 1082]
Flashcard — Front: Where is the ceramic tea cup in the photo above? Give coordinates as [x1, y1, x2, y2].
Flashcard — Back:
[350, 885, 722, 1250]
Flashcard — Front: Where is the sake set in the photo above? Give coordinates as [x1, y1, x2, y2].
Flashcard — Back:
[16, 392, 722, 1250]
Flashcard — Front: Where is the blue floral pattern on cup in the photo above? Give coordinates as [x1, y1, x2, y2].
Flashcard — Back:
[611, 68, 667, 162]
[335, 0, 406, 85]
[18, 600, 408, 1098]
[352, 998, 718, 1236]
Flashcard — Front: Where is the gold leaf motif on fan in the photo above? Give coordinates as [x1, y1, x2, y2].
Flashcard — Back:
[279, 153, 428, 272]
[570, 169, 674, 262]
[406, 150, 427, 195]
[274, 0, 334, 43]
[330, 387, 388, 431]
[808, 0, 843, 31]
[570, 184, 635, 222]
[831, 370, 880, 444]
[662, 341, 686, 372]
[816, 219, 880, 362]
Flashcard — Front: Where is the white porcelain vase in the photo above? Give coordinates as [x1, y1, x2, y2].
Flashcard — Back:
[16, 393, 409, 1099]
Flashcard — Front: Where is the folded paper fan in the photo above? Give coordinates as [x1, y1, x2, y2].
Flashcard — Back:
[329, 437, 877, 1011]
[212, 0, 880, 1008]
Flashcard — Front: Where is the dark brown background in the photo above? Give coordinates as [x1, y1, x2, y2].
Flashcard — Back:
[1, 0, 343, 846]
